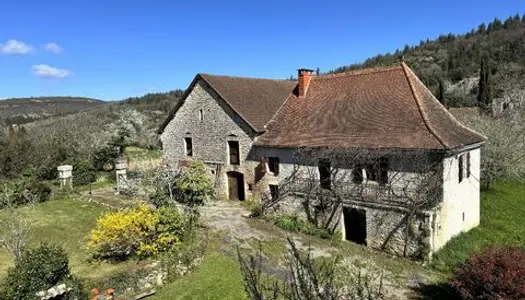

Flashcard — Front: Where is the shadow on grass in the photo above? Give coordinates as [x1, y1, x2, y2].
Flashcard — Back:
[411, 282, 461, 300]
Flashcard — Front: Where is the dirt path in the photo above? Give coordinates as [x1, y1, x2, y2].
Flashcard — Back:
[80, 189, 429, 299]
[200, 200, 428, 299]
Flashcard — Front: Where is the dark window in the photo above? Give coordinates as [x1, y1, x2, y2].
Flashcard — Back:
[365, 165, 379, 182]
[318, 159, 331, 189]
[466, 152, 471, 178]
[458, 154, 464, 183]
[268, 157, 280, 175]
[199, 109, 204, 121]
[228, 140, 240, 165]
[352, 167, 363, 183]
[379, 157, 389, 184]
[269, 184, 279, 200]
[184, 137, 193, 157]
[365, 157, 388, 185]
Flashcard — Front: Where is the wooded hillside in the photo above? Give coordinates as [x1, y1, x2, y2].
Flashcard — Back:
[330, 14, 525, 107]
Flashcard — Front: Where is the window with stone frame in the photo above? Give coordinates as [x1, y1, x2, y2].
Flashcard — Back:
[269, 184, 279, 200]
[352, 166, 364, 183]
[268, 157, 280, 175]
[364, 157, 388, 185]
[184, 137, 193, 157]
[228, 140, 240, 165]
[318, 159, 331, 189]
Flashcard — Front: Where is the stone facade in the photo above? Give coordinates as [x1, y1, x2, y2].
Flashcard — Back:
[160, 79, 258, 200]
[160, 80, 482, 259]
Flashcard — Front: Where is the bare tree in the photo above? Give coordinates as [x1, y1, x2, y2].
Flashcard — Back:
[455, 109, 525, 189]
[238, 237, 385, 300]
[0, 186, 33, 262]
[259, 147, 443, 258]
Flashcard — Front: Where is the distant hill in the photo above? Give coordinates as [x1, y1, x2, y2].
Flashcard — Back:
[117, 89, 184, 113]
[0, 96, 104, 125]
[329, 13, 525, 107]
[0, 89, 184, 128]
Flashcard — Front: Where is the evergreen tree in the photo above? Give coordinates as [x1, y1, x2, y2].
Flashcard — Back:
[477, 57, 493, 111]
[437, 78, 446, 107]
[477, 23, 486, 34]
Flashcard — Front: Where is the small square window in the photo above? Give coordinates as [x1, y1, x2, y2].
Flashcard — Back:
[184, 137, 193, 157]
[268, 157, 280, 175]
[269, 184, 279, 200]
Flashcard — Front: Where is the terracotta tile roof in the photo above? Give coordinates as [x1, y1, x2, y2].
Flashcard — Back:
[199, 74, 297, 132]
[254, 63, 486, 150]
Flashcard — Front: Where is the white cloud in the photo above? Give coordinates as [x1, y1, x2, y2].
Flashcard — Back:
[32, 64, 73, 79]
[0, 39, 33, 55]
[43, 42, 63, 54]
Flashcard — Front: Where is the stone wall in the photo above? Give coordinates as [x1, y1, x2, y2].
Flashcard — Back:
[343, 203, 433, 258]
[434, 147, 481, 251]
[160, 79, 258, 199]
[160, 81, 481, 260]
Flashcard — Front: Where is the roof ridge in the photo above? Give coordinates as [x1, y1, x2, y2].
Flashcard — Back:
[401, 63, 488, 144]
[316, 65, 403, 79]
[199, 73, 295, 83]
[401, 62, 448, 149]
[263, 89, 298, 131]
[198, 74, 259, 132]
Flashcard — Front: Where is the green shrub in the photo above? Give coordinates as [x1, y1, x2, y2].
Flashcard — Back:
[248, 201, 264, 218]
[174, 162, 214, 207]
[1, 243, 86, 300]
[148, 189, 171, 208]
[274, 215, 333, 239]
[0, 178, 52, 208]
[275, 215, 303, 232]
[92, 146, 120, 171]
[70, 159, 97, 186]
[27, 180, 52, 203]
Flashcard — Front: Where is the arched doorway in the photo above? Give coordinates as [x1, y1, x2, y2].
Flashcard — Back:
[227, 171, 245, 201]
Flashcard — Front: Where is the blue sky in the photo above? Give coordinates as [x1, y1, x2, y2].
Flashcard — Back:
[0, 0, 523, 101]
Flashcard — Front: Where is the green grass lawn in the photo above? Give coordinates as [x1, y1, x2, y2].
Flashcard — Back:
[431, 181, 525, 273]
[0, 197, 138, 282]
[152, 252, 246, 300]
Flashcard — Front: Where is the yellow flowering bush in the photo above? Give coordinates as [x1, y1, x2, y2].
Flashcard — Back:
[87, 204, 185, 259]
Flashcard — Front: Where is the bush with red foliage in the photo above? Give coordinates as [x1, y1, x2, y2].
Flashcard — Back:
[451, 246, 525, 300]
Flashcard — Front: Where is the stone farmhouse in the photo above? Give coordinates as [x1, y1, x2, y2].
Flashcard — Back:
[158, 63, 486, 258]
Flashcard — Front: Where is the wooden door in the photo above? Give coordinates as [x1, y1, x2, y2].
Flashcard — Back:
[227, 171, 245, 201]
[228, 172, 239, 200]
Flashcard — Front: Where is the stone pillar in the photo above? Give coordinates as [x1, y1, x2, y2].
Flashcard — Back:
[115, 157, 127, 194]
[57, 165, 73, 188]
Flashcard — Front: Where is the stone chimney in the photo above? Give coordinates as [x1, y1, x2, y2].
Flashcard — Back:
[297, 68, 314, 98]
